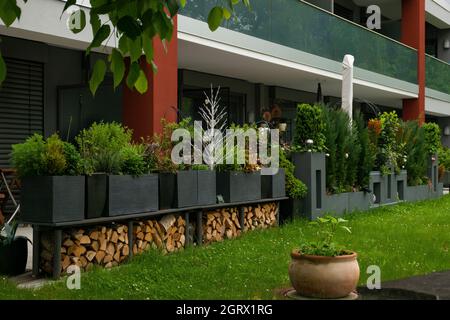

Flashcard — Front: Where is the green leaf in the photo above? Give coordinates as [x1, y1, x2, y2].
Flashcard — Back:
[128, 37, 142, 62]
[86, 24, 111, 54]
[110, 49, 125, 90]
[134, 70, 148, 94]
[126, 62, 140, 89]
[68, 10, 86, 34]
[142, 35, 154, 65]
[0, 0, 21, 26]
[341, 226, 352, 234]
[179, 0, 186, 7]
[62, 0, 77, 12]
[117, 15, 141, 40]
[89, 59, 107, 96]
[90, 12, 101, 35]
[0, 53, 6, 84]
[222, 7, 232, 20]
[208, 6, 223, 31]
[166, 0, 180, 17]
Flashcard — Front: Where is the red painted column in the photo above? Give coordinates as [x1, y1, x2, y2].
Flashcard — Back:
[123, 16, 178, 140]
[401, 0, 426, 124]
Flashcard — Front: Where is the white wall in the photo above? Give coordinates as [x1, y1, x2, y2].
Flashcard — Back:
[0, 0, 112, 53]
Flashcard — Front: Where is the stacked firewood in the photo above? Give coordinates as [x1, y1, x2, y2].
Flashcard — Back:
[243, 203, 278, 231]
[133, 215, 186, 255]
[40, 224, 130, 275]
[203, 208, 242, 244]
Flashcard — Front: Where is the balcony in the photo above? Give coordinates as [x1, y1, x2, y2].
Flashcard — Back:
[426, 55, 450, 96]
[181, 0, 418, 85]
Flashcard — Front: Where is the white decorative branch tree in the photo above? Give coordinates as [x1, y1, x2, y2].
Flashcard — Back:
[198, 85, 228, 170]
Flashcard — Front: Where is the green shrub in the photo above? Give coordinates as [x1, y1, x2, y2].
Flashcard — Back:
[12, 133, 81, 178]
[398, 121, 428, 186]
[121, 144, 146, 176]
[280, 149, 307, 199]
[63, 142, 83, 176]
[422, 122, 442, 155]
[354, 112, 374, 188]
[438, 146, 450, 170]
[76, 122, 132, 175]
[293, 104, 326, 152]
[379, 112, 401, 175]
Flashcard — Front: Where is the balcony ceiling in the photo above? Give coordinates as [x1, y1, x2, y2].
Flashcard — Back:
[178, 36, 416, 110]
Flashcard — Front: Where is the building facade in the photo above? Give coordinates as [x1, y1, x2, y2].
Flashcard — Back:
[0, 0, 449, 166]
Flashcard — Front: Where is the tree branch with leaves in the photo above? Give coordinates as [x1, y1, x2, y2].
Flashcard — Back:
[0, 0, 251, 94]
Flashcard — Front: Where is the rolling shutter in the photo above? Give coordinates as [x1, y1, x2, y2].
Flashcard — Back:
[0, 57, 44, 168]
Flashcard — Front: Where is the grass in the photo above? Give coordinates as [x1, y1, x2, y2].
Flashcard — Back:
[1, 195, 450, 300]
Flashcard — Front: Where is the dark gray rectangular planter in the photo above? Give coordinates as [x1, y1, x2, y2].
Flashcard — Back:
[86, 174, 158, 218]
[197, 170, 216, 206]
[324, 193, 349, 217]
[216, 171, 261, 203]
[261, 169, 286, 199]
[159, 171, 198, 209]
[86, 174, 107, 219]
[20, 176, 85, 223]
[107, 174, 158, 216]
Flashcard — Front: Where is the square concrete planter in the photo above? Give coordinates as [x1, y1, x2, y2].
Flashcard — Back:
[86, 174, 159, 218]
[159, 171, 198, 209]
[261, 169, 286, 199]
[21, 176, 85, 223]
[216, 171, 261, 203]
[197, 170, 216, 206]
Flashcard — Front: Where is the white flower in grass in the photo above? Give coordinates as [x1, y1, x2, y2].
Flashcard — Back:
[326, 153, 330, 157]
[345, 153, 349, 159]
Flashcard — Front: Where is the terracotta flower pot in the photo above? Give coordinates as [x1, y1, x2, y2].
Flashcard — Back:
[289, 250, 360, 299]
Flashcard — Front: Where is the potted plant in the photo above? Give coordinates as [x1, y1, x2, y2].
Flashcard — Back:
[77, 122, 158, 218]
[150, 119, 198, 209]
[0, 221, 28, 276]
[216, 142, 262, 203]
[12, 134, 85, 223]
[289, 216, 360, 299]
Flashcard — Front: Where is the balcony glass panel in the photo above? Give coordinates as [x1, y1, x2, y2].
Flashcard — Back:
[426, 55, 450, 95]
[181, 0, 418, 84]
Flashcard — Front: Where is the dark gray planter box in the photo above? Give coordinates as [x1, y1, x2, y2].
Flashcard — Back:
[197, 170, 216, 206]
[261, 169, 286, 199]
[86, 174, 158, 218]
[159, 171, 198, 209]
[216, 171, 261, 203]
[347, 191, 371, 212]
[21, 176, 85, 223]
[324, 193, 349, 217]
[108, 174, 158, 216]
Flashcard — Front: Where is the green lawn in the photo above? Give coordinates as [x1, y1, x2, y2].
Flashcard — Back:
[2, 195, 450, 300]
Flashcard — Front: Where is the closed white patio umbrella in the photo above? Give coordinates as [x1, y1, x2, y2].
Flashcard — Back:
[342, 54, 355, 122]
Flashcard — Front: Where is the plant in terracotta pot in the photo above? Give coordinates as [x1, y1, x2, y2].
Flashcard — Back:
[289, 216, 360, 299]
